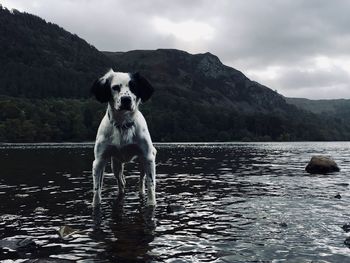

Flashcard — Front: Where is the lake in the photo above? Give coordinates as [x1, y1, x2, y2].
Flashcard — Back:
[0, 142, 350, 262]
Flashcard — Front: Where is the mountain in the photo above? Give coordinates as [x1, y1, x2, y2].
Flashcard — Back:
[103, 49, 350, 141]
[1, 6, 350, 142]
[104, 49, 288, 113]
[0, 6, 112, 98]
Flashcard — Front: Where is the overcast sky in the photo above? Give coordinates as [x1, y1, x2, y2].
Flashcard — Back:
[2, 0, 350, 99]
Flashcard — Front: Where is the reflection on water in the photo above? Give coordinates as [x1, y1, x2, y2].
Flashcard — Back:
[0, 142, 350, 262]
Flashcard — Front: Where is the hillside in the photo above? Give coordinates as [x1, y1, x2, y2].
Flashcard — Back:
[103, 49, 350, 141]
[286, 97, 350, 114]
[0, 6, 112, 98]
[104, 49, 288, 113]
[286, 97, 350, 127]
[1, 6, 350, 142]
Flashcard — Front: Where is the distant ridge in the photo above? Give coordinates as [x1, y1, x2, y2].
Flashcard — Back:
[286, 97, 350, 124]
[286, 97, 350, 114]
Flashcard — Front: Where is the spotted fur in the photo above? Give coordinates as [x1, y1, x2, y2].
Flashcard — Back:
[91, 69, 156, 206]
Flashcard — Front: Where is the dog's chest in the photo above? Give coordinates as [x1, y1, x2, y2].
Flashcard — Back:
[111, 126, 136, 146]
[105, 126, 140, 162]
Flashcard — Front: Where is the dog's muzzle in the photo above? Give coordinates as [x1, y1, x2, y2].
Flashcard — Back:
[120, 96, 132, 110]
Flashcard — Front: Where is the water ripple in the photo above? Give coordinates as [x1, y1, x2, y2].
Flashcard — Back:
[0, 142, 350, 262]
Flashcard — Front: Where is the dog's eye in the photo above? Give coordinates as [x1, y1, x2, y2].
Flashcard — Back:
[112, 85, 121, 91]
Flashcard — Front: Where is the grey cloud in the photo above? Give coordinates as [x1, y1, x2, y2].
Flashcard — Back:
[274, 67, 350, 90]
[212, 0, 350, 68]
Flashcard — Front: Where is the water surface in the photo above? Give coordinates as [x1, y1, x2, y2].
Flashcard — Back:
[0, 142, 350, 262]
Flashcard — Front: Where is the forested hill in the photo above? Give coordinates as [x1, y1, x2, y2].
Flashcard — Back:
[286, 97, 350, 115]
[0, 6, 112, 98]
[103, 50, 350, 141]
[104, 49, 288, 113]
[1, 5, 350, 142]
[286, 97, 350, 125]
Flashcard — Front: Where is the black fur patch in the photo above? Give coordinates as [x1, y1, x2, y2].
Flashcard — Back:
[91, 78, 112, 103]
[129, 72, 154, 102]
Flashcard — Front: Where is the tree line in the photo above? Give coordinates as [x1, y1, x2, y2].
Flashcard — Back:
[1, 96, 350, 143]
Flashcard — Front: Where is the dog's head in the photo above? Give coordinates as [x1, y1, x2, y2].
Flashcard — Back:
[91, 69, 154, 112]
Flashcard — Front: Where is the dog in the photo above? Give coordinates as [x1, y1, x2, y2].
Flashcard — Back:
[91, 69, 156, 207]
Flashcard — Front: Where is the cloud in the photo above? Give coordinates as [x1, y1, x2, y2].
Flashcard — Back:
[2, 0, 350, 99]
[152, 17, 214, 42]
[247, 55, 350, 98]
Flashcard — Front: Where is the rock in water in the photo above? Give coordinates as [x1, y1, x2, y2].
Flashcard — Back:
[344, 237, 350, 248]
[342, 223, 350, 232]
[58, 226, 80, 239]
[166, 204, 186, 214]
[305, 156, 340, 174]
[0, 237, 36, 251]
[334, 193, 342, 199]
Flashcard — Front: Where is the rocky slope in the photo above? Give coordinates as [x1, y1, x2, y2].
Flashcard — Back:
[104, 49, 289, 114]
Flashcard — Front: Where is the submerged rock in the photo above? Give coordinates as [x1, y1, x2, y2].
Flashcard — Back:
[279, 222, 288, 228]
[0, 214, 21, 221]
[342, 223, 350, 233]
[305, 156, 340, 174]
[334, 193, 342, 199]
[34, 207, 49, 213]
[344, 237, 350, 248]
[58, 225, 80, 239]
[166, 204, 186, 214]
[0, 237, 36, 251]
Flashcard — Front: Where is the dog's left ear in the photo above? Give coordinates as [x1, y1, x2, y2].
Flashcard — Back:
[131, 72, 154, 102]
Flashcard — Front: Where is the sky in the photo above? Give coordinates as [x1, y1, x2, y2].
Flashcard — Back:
[2, 0, 350, 99]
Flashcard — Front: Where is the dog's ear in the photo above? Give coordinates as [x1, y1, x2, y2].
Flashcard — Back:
[91, 72, 112, 103]
[131, 72, 154, 103]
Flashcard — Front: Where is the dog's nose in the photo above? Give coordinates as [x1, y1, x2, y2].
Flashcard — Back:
[120, 96, 132, 105]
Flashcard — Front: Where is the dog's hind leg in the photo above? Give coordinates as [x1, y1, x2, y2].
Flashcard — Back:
[92, 158, 107, 207]
[111, 158, 125, 196]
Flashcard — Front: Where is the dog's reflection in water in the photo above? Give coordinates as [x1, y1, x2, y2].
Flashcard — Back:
[92, 196, 157, 261]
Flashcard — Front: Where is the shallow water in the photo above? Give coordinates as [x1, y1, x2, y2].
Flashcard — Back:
[0, 142, 350, 262]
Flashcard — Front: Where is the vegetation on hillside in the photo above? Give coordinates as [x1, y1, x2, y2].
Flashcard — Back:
[286, 98, 350, 122]
[1, 95, 350, 142]
[0, 6, 112, 98]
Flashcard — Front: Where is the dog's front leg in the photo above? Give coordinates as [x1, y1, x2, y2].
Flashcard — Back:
[142, 155, 156, 206]
[111, 158, 125, 195]
[138, 162, 146, 196]
[92, 158, 107, 207]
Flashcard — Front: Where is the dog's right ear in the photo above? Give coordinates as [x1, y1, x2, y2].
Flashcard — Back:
[91, 71, 112, 103]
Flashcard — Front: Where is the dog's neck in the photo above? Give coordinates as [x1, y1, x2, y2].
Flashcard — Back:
[107, 104, 136, 130]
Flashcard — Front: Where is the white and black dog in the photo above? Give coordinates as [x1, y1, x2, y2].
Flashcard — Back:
[91, 69, 156, 207]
